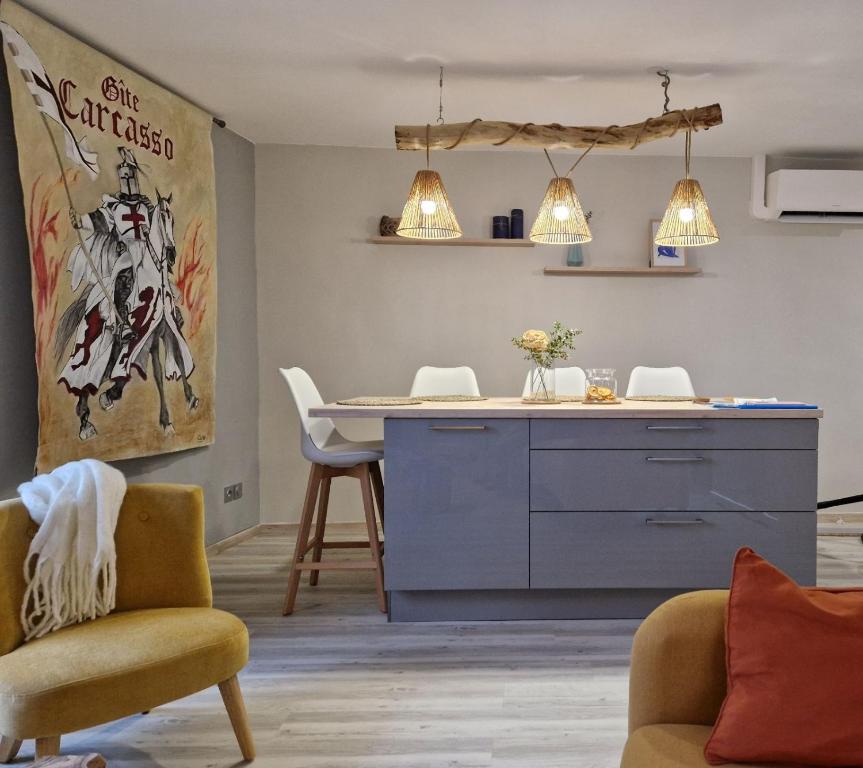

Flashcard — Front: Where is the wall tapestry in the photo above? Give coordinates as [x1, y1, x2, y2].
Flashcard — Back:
[0, 0, 217, 472]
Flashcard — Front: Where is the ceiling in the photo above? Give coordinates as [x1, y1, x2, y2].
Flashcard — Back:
[21, 0, 863, 156]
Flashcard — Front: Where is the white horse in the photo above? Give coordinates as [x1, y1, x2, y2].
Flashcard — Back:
[98, 192, 199, 434]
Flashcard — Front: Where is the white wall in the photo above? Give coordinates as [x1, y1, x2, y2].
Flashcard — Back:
[256, 144, 863, 523]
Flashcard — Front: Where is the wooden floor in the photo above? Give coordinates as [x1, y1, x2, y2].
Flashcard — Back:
[21, 528, 863, 767]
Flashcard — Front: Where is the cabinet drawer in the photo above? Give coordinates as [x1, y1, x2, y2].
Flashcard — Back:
[384, 418, 529, 590]
[530, 418, 818, 450]
[530, 449, 816, 511]
[530, 511, 816, 588]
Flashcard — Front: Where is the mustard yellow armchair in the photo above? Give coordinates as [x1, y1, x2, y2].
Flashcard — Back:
[0, 484, 254, 763]
[620, 590, 762, 768]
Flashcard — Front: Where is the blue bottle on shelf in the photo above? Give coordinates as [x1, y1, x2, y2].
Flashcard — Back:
[492, 216, 509, 239]
[510, 209, 524, 239]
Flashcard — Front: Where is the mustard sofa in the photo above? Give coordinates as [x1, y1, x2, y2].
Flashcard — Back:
[0, 483, 254, 763]
[620, 590, 773, 768]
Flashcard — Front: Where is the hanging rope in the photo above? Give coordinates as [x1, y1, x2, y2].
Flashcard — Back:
[444, 117, 482, 150]
[542, 149, 560, 177]
[684, 128, 692, 178]
[563, 124, 618, 177]
[493, 122, 535, 146]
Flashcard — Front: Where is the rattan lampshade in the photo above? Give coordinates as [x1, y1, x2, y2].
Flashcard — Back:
[396, 169, 462, 240]
[655, 131, 719, 247]
[530, 176, 592, 245]
[655, 178, 718, 247]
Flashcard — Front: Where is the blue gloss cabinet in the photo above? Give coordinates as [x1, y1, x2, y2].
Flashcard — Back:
[384, 419, 529, 590]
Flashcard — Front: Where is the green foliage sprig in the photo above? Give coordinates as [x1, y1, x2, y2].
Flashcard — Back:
[512, 321, 582, 369]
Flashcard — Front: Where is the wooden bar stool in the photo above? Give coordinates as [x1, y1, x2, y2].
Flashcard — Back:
[280, 367, 385, 615]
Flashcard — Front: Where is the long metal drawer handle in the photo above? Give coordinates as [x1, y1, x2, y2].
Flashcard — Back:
[645, 518, 705, 525]
[646, 425, 705, 431]
[428, 425, 487, 431]
[645, 456, 704, 462]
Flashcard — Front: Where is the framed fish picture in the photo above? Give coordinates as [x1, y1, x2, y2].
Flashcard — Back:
[650, 220, 687, 267]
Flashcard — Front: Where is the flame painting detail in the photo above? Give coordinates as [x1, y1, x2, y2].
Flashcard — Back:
[28, 170, 78, 372]
[175, 217, 212, 338]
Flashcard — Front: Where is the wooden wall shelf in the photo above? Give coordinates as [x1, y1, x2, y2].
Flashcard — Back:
[367, 236, 534, 248]
[544, 266, 702, 277]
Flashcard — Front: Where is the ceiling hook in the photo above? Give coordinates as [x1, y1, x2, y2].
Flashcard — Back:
[656, 69, 671, 114]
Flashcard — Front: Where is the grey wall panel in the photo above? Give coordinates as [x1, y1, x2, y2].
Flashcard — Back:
[530, 449, 817, 512]
[384, 418, 529, 590]
[530, 511, 816, 588]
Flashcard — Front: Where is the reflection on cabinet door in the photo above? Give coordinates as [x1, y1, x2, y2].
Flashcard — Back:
[530, 449, 817, 511]
[385, 419, 529, 590]
[530, 511, 816, 588]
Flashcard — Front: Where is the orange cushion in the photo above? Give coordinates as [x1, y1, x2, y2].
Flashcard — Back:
[705, 548, 863, 766]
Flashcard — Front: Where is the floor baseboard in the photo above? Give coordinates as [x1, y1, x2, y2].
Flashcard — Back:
[206, 521, 367, 554]
[206, 524, 263, 555]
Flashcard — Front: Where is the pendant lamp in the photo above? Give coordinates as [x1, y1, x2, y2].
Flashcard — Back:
[530, 140, 601, 245]
[655, 130, 719, 247]
[529, 176, 592, 244]
[396, 125, 462, 240]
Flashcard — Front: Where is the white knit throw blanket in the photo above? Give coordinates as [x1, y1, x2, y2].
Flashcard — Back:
[18, 459, 126, 640]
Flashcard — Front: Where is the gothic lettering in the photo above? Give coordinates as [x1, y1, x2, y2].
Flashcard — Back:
[139, 121, 150, 150]
[62, 74, 177, 161]
[58, 78, 79, 119]
[124, 116, 137, 144]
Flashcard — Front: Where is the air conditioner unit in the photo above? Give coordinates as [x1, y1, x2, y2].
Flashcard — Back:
[751, 156, 863, 223]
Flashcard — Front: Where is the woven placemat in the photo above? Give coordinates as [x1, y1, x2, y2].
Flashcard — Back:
[625, 395, 694, 402]
[418, 395, 489, 402]
[557, 395, 586, 403]
[336, 397, 422, 406]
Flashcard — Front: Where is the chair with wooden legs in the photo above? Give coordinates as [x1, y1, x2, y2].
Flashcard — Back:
[279, 367, 386, 615]
[0, 485, 254, 763]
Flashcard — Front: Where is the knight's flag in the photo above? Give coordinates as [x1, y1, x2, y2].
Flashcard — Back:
[0, 21, 99, 179]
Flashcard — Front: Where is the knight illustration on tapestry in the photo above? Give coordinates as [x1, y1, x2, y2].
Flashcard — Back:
[55, 147, 200, 440]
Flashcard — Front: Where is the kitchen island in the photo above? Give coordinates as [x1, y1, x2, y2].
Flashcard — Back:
[309, 398, 821, 621]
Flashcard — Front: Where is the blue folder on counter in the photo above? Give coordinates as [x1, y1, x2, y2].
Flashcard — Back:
[710, 402, 819, 410]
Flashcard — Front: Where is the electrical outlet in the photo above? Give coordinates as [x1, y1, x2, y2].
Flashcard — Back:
[223, 482, 244, 504]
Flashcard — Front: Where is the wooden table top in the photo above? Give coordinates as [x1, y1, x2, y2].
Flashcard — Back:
[309, 397, 823, 419]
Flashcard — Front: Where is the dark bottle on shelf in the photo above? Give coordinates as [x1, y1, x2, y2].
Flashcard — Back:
[492, 215, 510, 239]
[510, 208, 524, 239]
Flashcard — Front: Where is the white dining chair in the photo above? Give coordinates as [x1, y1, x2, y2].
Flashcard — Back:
[522, 366, 587, 398]
[625, 366, 696, 398]
[279, 367, 386, 615]
[409, 366, 481, 397]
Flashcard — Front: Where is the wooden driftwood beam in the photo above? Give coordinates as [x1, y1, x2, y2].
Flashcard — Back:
[28, 754, 106, 768]
[395, 104, 722, 151]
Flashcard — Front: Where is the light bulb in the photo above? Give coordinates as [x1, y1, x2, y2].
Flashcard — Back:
[552, 203, 570, 221]
[678, 206, 696, 223]
[420, 199, 437, 215]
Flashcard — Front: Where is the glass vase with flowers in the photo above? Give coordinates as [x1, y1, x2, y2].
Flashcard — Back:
[512, 321, 582, 403]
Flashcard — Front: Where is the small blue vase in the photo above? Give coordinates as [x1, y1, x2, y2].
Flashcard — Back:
[566, 244, 584, 266]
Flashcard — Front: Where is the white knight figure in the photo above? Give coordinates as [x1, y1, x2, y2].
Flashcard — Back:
[55, 147, 199, 441]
